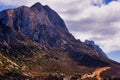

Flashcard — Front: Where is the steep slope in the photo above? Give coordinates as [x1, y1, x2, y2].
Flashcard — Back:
[0, 2, 120, 80]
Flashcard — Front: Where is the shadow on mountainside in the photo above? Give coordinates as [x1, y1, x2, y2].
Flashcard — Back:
[68, 50, 110, 67]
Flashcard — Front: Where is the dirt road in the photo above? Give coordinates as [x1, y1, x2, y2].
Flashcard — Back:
[82, 67, 110, 80]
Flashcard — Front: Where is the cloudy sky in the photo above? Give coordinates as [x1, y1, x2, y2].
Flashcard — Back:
[0, 0, 120, 62]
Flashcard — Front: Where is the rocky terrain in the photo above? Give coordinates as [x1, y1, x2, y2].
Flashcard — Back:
[0, 2, 120, 80]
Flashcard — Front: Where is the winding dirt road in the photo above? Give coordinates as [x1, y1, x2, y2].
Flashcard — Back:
[82, 67, 110, 80]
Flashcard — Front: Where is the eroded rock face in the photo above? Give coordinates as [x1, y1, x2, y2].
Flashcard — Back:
[0, 2, 74, 48]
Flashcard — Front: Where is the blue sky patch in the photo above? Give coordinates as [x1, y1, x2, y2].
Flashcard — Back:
[0, 4, 16, 11]
[107, 50, 120, 63]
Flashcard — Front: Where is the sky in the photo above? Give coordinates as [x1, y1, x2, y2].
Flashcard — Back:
[0, 0, 120, 62]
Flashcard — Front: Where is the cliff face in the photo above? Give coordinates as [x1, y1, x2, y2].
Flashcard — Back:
[0, 2, 74, 48]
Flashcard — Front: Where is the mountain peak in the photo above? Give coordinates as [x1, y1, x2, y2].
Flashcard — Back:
[0, 2, 72, 47]
[84, 40, 107, 57]
[31, 2, 42, 8]
[33, 2, 42, 6]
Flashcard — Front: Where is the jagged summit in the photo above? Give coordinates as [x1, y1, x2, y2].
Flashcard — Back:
[31, 2, 43, 10]
[84, 40, 107, 57]
[32, 2, 42, 7]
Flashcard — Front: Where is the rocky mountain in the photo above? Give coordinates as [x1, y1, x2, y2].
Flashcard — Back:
[84, 40, 107, 58]
[0, 2, 73, 47]
[0, 2, 120, 80]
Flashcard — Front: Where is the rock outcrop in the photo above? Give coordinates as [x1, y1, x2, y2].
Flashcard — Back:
[84, 40, 107, 57]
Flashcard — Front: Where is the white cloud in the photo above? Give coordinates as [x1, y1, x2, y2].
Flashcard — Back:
[64, 1, 120, 53]
[0, 0, 120, 53]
